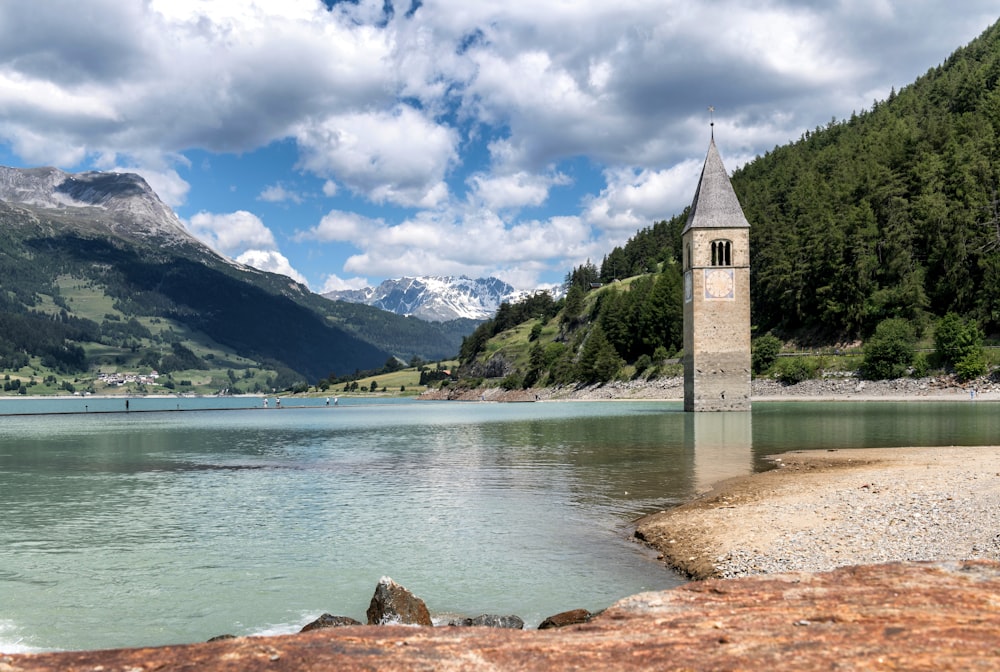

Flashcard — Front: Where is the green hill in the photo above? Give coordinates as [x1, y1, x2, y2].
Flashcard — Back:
[452, 21, 1000, 390]
[0, 184, 471, 395]
[734, 19, 1000, 341]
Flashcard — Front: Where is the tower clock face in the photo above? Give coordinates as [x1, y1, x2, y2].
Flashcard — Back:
[704, 268, 734, 299]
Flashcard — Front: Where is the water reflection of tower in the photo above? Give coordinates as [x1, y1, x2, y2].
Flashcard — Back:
[684, 411, 753, 494]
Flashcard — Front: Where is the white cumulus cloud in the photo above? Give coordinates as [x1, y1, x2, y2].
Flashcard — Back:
[186, 210, 277, 256]
[236, 249, 308, 285]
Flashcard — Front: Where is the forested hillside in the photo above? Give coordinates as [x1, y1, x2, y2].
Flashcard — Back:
[324, 300, 477, 363]
[453, 21, 1000, 389]
[735, 19, 1000, 340]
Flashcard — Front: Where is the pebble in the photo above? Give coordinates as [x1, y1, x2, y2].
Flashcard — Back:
[715, 469, 1000, 579]
[533, 374, 999, 401]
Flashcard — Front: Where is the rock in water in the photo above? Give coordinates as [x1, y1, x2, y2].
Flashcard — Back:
[366, 577, 433, 626]
[537, 609, 592, 629]
[300, 614, 362, 632]
[205, 634, 236, 642]
[451, 614, 525, 629]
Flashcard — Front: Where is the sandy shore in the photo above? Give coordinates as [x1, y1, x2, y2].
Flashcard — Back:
[635, 446, 1000, 580]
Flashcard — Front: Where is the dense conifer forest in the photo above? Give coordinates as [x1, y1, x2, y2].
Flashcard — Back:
[736, 20, 1000, 340]
[456, 20, 1000, 388]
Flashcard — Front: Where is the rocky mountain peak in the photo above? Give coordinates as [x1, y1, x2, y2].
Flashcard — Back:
[0, 165, 199, 248]
[323, 275, 538, 322]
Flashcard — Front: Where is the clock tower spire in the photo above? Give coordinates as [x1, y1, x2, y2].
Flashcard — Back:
[681, 131, 751, 412]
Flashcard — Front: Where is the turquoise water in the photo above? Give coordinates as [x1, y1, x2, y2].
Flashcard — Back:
[1, 398, 998, 652]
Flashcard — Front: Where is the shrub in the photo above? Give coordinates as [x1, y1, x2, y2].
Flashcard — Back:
[634, 354, 652, 375]
[751, 334, 782, 374]
[954, 352, 987, 382]
[500, 372, 524, 390]
[934, 313, 986, 381]
[862, 318, 915, 380]
[774, 357, 819, 385]
[529, 321, 544, 342]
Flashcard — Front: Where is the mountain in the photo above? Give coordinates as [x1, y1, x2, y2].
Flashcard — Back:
[0, 166, 211, 252]
[324, 276, 533, 321]
[0, 166, 468, 386]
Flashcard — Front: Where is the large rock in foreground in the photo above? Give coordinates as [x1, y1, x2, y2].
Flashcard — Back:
[365, 576, 433, 626]
[6, 561, 1000, 671]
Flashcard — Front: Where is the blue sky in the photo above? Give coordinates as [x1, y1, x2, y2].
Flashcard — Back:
[0, 1, 996, 293]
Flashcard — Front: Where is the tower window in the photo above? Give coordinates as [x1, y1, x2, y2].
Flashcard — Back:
[710, 240, 732, 266]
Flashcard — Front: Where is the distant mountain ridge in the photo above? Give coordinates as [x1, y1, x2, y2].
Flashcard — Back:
[324, 276, 535, 322]
[0, 165, 473, 384]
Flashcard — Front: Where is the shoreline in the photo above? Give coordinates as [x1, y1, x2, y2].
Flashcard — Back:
[3, 371, 997, 404]
[635, 445, 1000, 580]
[418, 373, 1000, 402]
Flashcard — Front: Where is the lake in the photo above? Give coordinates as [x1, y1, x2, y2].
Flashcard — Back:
[1, 397, 998, 652]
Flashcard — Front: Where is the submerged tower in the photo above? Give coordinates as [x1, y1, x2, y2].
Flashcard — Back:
[681, 133, 751, 412]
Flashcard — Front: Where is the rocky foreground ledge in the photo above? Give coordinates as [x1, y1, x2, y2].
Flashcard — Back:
[4, 560, 1000, 671]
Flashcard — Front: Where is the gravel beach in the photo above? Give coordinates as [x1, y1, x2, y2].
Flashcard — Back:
[421, 373, 1000, 402]
[635, 446, 1000, 580]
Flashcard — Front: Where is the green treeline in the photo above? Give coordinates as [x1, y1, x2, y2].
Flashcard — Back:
[455, 20, 1000, 387]
[459, 252, 685, 388]
[736, 20, 1000, 339]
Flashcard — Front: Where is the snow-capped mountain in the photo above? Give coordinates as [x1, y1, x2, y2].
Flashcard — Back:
[323, 276, 538, 322]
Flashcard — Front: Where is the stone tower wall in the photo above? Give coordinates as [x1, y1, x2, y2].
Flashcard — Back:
[683, 228, 751, 412]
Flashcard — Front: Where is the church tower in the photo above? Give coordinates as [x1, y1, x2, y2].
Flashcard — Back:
[682, 134, 751, 412]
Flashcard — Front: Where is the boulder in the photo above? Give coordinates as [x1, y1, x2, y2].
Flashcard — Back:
[450, 614, 524, 629]
[366, 577, 433, 626]
[300, 614, 362, 632]
[537, 608, 592, 630]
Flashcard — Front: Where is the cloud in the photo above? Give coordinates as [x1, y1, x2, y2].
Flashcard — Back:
[297, 210, 385, 243]
[467, 170, 571, 211]
[186, 210, 277, 256]
[311, 205, 598, 281]
[0, 0, 997, 290]
[259, 183, 304, 204]
[583, 160, 704, 233]
[185, 209, 308, 284]
[2, 0, 993, 182]
[319, 273, 371, 294]
[235, 249, 308, 285]
[293, 105, 459, 208]
[0, 0, 395, 164]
